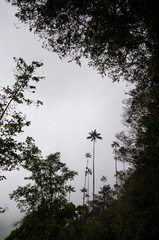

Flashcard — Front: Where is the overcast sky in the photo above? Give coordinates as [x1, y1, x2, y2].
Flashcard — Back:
[0, 0, 129, 229]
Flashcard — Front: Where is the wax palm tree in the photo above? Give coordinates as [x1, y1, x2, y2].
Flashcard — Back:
[80, 187, 87, 205]
[66, 185, 75, 203]
[83, 169, 87, 204]
[87, 129, 102, 200]
[84, 153, 92, 202]
[85, 152, 92, 169]
[111, 141, 120, 185]
[119, 146, 126, 177]
[100, 175, 107, 187]
[86, 168, 92, 203]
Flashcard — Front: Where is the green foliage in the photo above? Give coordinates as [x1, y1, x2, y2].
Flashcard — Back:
[0, 57, 43, 213]
[0, 57, 43, 171]
[7, 167, 159, 240]
[6, 152, 78, 240]
[111, 166, 159, 240]
[89, 184, 114, 214]
[5, 202, 77, 240]
[10, 153, 78, 213]
[6, 0, 159, 82]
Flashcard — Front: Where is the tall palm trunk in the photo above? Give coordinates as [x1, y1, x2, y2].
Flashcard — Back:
[87, 130, 102, 203]
[87, 172, 89, 203]
[115, 155, 118, 185]
[111, 141, 119, 186]
[84, 171, 87, 204]
[93, 139, 95, 200]
[123, 160, 126, 181]
[114, 144, 118, 185]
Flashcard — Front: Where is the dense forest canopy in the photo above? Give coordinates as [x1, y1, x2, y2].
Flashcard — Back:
[7, 0, 159, 81]
[2, 0, 159, 239]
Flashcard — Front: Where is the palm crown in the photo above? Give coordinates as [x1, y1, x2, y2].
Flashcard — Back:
[87, 129, 102, 142]
[85, 152, 92, 159]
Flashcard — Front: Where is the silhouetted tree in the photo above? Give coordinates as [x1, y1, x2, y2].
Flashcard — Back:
[0, 57, 43, 213]
[87, 130, 102, 201]
[0, 58, 43, 170]
[7, 0, 159, 83]
[9, 152, 78, 240]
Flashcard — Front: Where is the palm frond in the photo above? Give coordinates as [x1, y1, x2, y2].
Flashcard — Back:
[87, 129, 102, 141]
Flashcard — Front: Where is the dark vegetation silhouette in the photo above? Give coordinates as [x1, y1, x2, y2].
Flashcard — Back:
[0, 57, 43, 213]
[1, 0, 159, 239]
